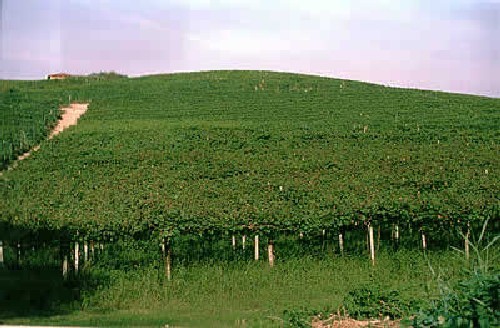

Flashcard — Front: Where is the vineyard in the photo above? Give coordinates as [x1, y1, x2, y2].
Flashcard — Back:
[1, 71, 498, 236]
[0, 70, 499, 326]
[0, 80, 61, 169]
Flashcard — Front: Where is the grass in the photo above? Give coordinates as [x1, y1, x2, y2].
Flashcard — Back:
[0, 249, 474, 327]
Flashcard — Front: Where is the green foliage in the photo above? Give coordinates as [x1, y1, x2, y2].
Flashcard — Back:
[0, 247, 491, 327]
[1, 70, 499, 236]
[282, 307, 333, 327]
[343, 285, 420, 320]
[410, 221, 500, 327]
[86, 71, 128, 80]
[409, 273, 499, 327]
[0, 83, 61, 169]
[458, 272, 499, 325]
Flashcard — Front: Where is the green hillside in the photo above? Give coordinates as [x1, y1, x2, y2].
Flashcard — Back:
[0, 78, 100, 169]
[0, 80, 61, 169]
[1, 70, 499, 237]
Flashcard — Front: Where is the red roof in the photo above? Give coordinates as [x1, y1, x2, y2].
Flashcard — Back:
[48, 73, 72, 77]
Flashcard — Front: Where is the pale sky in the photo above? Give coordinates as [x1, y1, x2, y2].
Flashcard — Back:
[1, 0, 499, 97]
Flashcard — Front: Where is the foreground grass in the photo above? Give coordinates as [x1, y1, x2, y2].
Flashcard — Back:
[0, 250, 472, 327]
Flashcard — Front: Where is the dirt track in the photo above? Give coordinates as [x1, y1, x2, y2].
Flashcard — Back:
[48, 103, 89, 139]
[2, 103, 88, 172]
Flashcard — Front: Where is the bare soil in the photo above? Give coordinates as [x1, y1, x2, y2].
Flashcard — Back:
[312, 314, 400, 328]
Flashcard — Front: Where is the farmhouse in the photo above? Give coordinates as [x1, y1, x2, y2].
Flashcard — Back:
[47, 73, 72, 80]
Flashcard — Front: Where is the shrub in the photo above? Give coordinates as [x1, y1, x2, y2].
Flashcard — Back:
[409, 220, 499, 327]
[343, 285, 419, 320]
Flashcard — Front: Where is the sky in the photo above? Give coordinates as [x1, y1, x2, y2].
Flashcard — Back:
[0, 0, 499, 97]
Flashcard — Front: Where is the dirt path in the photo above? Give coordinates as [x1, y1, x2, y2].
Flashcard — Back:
[312, 315, 400, 327]
[1, 103, 89, 173]
[48, 103, 89, 139]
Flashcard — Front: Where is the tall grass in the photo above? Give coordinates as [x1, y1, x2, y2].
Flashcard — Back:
[48, 250, 467, 327]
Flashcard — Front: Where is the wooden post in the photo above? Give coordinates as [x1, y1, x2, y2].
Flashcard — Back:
[17, 242, 22, 267]
[393, 224, 400, 251]
[0, 241, 4, 267]
[90, 240, 95, 260]
[421, 232, 427, 250]
[62, 254, 69, 279]
[465, 225, 470, 260]
[74, 239, 79, 273]
[268, 239, 275, 267]
[84, 240, 89, 262]
[60, 239, 70, 280]
[369, 224, 375, 266]
[232, 235, 236, 250]
[322, 229, 326, 251]
[254, 235, 259, 260]
[163, 238, 172, 281]
[242, 235, 246, 250]
[99, 231, 105, 254]
[339, 231, 344, 254]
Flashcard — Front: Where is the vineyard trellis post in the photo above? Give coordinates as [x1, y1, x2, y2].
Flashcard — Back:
[393, 224, 400, 251]
[90, 240, 95, 261]
[368, 224, 375, 266]
[465, 223, 470, 260]
[232, 235, 236, 250]
[84, 239, 89, 262]
[62, 254, 69, 279]
[0, 240, 4, 267]
[268, 238, 274, 267]
[163, 237, 172, 281]
[60, 237, 70, 280]
[242, 235, 246, 250]
[338, 229, 344, 255]
[322, 229, 326, 251]
[17, 241, 22, 267]
[74, 238, 80, 273]
[421, 230, 427, 251]
[254, 235, 259, 260]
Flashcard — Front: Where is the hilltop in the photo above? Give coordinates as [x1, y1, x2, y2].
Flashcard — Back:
[1, 70, 498, 237]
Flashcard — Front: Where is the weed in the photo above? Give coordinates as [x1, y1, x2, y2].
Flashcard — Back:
[343, 285, 420, 320]
[409, 220, 500, 327]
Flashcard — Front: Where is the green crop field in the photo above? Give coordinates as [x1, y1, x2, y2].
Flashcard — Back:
[1, 70, 499, 235]
[0, 80, 61, 169]
[0, 70, 498, 327]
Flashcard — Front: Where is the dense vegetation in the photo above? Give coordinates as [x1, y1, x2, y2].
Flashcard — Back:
[0, 70, 498, 326]
[1, 234, 497, 327]
[0, 81, 61, 169]
[1, 70, 498, 238]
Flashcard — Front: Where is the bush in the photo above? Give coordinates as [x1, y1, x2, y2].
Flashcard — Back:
[410, 272, 499, 328]
[410, 220, 499, 327]
[87, 71, 128, 80]
[343, 285, 419, 320]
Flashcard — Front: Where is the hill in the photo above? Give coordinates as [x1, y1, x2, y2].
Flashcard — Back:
[0, 70, 498, 239]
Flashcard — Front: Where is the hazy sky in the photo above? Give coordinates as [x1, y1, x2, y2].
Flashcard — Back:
[1, 0, 499, 97]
